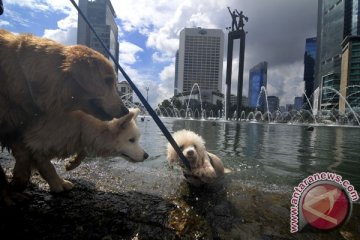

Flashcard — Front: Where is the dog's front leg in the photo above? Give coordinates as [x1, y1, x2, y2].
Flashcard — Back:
[0, 165, 31, 205]
[34, 157, 74, 192]
[10, 141, 32, 191]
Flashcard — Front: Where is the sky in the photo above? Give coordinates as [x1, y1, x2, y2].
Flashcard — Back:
[0, 0, 318, 108]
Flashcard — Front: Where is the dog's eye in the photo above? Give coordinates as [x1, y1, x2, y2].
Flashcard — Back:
[104, 77, 114, 86]
[193, 145, 197, 149]
[129, 138, 135, 143]
[179, 145, 184, 150]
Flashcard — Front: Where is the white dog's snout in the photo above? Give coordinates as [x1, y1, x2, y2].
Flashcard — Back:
[185, 147, 196, 157]
[187, 150, 194, 156]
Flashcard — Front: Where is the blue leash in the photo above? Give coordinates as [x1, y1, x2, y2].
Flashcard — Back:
[69, 0, 191, 170]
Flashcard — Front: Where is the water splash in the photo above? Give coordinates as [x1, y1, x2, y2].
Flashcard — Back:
[185, 83, 204, 119]
[322, 87, 360, 125]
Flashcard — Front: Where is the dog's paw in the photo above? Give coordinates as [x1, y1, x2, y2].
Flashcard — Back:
[50, 179, 74, 193]
[10, 177, 30, 192]
[1, 189, 32, 206]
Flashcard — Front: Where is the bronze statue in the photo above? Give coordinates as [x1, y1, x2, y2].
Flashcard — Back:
[236, 10, 248, 30]
[227, 7, 238, 31]
[227, 7, 248, 31]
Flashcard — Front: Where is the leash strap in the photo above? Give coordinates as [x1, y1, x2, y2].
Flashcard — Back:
[69, 0, 190, 170]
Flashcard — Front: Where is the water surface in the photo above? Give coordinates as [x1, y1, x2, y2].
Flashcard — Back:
[112, 117, 360, 192]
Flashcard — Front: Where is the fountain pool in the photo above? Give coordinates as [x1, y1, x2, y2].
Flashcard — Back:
[105, 117, 360, 193]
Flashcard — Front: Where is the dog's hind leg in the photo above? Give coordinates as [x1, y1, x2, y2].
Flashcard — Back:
[65, 150, 86, 171]
[34, 157, 74, 193]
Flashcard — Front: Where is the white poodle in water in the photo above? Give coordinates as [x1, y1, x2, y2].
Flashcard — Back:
[167, 129, 229, 186]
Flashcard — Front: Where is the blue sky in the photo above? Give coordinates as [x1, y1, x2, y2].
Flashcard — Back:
[0, 0, 318, 107]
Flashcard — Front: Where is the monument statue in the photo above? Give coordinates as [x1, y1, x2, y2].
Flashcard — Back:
[236, 9, 248, 30]
[225, 7, 248, 120]
[227, 7, 238, 31]
[227, 6, 248, 31]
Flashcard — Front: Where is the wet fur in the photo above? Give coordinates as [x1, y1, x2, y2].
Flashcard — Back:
[0, 29, 128, 204]
[15, 108, 147, 192]
[167, 130, 225, 185]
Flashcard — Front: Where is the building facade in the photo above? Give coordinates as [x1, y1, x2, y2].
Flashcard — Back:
[117, 80, 133, 103]
[315, 0, 360, 112]
[248, 61, 268, 109]
[267, 96, 280, 113]
[176, 27, 224, 102]
[77, 0, 119, 73]
[174, 50, 179, 95]
[294, 96, 303, 111]
[303, 37, 317, 109]
[340, 35, 360, 112]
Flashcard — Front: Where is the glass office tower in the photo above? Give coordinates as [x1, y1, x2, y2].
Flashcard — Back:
[77, 0, 119, 73]
[315, 0, 360, 111]
[248, 61, 268, 110]
[303, 37, 316, 110]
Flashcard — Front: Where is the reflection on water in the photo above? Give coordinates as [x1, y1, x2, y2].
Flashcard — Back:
[113, 117, 360, 191]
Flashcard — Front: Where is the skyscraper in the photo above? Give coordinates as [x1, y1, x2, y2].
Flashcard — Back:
[248, 61, 268, 109]
[174, 50, 179, 95]
[267, 96, 280, 113]
[294, 96, 303, 111]
[303, 37, 316, 110]
[77, 0, 119, 73]
[315, 0, 360, 111]
[177, 28, 224, 101]
[340, 36, 360, 112]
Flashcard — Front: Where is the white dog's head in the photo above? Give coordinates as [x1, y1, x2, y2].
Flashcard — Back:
[167, 129, 208, 169]
[108, 108, 148, 162]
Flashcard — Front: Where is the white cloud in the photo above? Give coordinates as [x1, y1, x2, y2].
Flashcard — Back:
[0, 20, 10, 27]
[6, 0, 73, 13]
[119, 41, 144, 65]
[267, 61, 304, 106]
[42, 9, 77, 45]
[118, 65, 165, 108]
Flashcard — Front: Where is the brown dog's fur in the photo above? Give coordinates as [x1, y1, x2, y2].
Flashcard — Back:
[0, 29, 129, 204]
[167, 130, 226, 186]
[14, 108, 147, 192]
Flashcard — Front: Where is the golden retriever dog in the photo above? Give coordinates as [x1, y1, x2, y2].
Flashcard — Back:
[12, 108, 148, 193]
[0, 29, 128, 204]
[167, 130, 228, 186]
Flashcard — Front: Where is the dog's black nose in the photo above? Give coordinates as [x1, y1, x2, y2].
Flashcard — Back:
[187, 150, 194, 156]
[144, 152, 149, 160]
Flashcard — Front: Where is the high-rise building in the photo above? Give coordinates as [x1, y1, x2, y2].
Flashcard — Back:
[267, 96, 280, 113]
[177, 28, 224, 103]
[77, 0, 119, 73]
[303, 37, 317, 109]
[340, 35, 360, 113]
[315, 0, 360, 111]
[174, 50, 179, 95]
[294, 96, 303, 111]
[248, 61, 268, 109]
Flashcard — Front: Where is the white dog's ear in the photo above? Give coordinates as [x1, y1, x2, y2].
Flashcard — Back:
[129, 108, 140, 119]
[166, 143, 178, 165]
[113, 111, 134, 129]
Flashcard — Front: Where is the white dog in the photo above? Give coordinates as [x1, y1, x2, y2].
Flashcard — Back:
[167, 129, 228, 186]
[14, 108, 148, 193]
